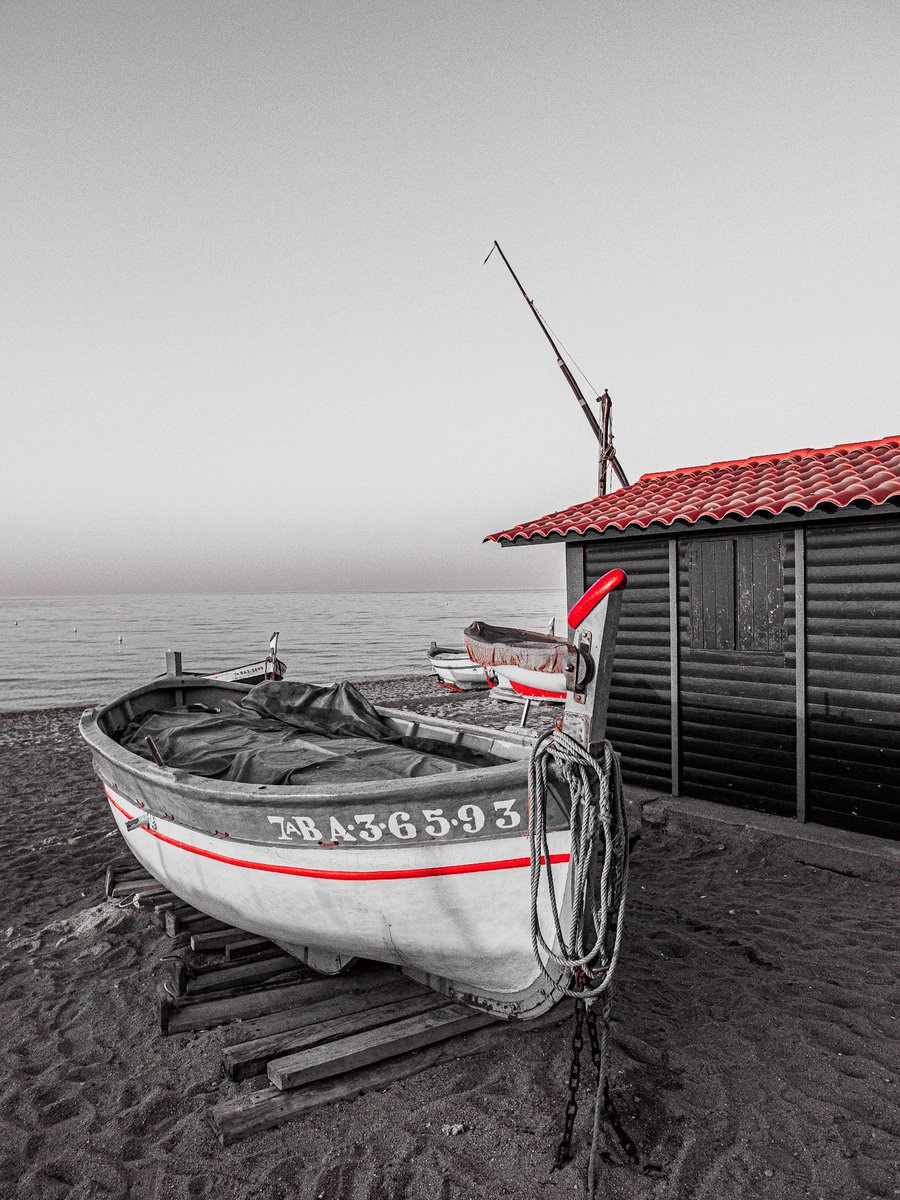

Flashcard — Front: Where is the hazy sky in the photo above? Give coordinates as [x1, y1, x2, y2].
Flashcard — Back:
[3, 1, 898, 595]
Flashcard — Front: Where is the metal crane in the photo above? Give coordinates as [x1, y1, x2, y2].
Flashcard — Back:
[486, 241, 629, 496]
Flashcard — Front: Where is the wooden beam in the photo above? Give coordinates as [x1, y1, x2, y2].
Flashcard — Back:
[669, 538, 680, 797]
[152, 899, 191, 928]
[189, 928, 250, 953]
[268, 1004, 494, 1091]
[185, 954, 303, 997]
[133, 887, 178, 909]
[565, 542, 586, 613]
[795, 526, 807, 822]
[225, 936, 278, 961]
[223, 987, 442, 1081]
[109, 877, 161, 898]
[164, 908, 229, 938]
[208, 1004, 569, 1146]
[220, 973, 415, 1045]
[159, 966, 400, 1035]
[104, 862, 148, 897]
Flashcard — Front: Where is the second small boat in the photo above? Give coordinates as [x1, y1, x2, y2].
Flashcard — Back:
[464, 620, 567, 704]
[428, 642, 489, 691]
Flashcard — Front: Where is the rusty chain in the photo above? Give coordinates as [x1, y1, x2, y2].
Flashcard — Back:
[554, 990, 586, 1169]
[584, 997, 639, 1165]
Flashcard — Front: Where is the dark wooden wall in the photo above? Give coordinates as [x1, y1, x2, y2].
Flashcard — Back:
[805, 520, 900, 839]
[569, 512, 900, 839]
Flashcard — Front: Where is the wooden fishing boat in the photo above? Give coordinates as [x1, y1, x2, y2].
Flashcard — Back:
[464, 621, 567, 704]
[427, 643, 489, 691]
[79, 572, 626, 1019]
[199, 632, 286, 685]
[201, 654, 286, 686]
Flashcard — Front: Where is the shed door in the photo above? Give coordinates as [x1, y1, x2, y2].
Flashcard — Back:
[678, 532, 797, 816]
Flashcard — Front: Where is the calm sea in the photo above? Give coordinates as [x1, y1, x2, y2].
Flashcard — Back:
[0, 591, 565, 712]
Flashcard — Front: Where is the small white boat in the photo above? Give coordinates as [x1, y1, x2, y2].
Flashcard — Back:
[427, 643, 489, 691]
[79, 573, 626, 1019]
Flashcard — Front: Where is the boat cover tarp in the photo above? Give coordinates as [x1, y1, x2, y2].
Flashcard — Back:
[118, 681, 482, 785]
[464, 621, 569, 674]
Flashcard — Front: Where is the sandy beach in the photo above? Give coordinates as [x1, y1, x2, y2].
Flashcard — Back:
[1, 694, 897, 1200]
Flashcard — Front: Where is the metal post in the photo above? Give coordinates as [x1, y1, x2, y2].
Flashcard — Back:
[668, 540, 681, 796]
[565, 543, 586, 614]
[598, 392, 610, 496]
[166, 649, 184, 708]
[794, 528, 807, 822]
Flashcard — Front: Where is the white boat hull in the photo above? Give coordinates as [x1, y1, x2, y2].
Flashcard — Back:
[428, 651, 488, 691]
[206, 656, 286, 684]
[81, 682, 571, 1018]
[489, 663, 566, 704]
[105, 780, 569, 1005]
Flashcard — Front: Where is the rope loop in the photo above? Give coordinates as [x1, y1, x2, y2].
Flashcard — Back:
[528, 727, 629, 1004]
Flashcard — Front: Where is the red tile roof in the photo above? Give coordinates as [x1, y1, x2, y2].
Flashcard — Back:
[487, 436, 900, 543]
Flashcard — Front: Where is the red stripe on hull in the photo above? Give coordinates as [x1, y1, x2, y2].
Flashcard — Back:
[506, 680, 566, 701]
[105, 789, 568, 881]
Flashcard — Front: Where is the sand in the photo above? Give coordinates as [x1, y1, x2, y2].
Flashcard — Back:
[1, 695, 898, 1200]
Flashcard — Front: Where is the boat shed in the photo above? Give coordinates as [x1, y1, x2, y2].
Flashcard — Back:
[487, 436, 900, 840]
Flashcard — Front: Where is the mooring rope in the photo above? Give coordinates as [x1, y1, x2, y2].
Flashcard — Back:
[528, 726, 632, 1192]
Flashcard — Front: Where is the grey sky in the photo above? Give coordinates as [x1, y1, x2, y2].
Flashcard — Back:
[3, 1, 898, 594]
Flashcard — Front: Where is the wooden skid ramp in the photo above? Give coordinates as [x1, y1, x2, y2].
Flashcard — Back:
[210, 999, 566, 1146]
[104, 857, 565, 1146]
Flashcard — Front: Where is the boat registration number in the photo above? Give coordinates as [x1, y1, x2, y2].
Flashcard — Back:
[266, 798, 522, 843]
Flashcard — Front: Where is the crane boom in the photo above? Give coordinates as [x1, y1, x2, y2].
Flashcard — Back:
[486, 241, 629, 496]
[485, 241, 601, 440]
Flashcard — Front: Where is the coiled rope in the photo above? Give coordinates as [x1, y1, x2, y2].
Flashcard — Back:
[528, 726, 632, 1192]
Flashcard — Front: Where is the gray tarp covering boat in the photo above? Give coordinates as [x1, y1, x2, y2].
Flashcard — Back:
[120, 681, 491, 785]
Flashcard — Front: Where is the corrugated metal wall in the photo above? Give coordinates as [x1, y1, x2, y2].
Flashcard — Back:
[805, 520, 900, 839]
[676, 533, 797, 817]
[574, 513, 900, 838]
[584, 539, 671, 788]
